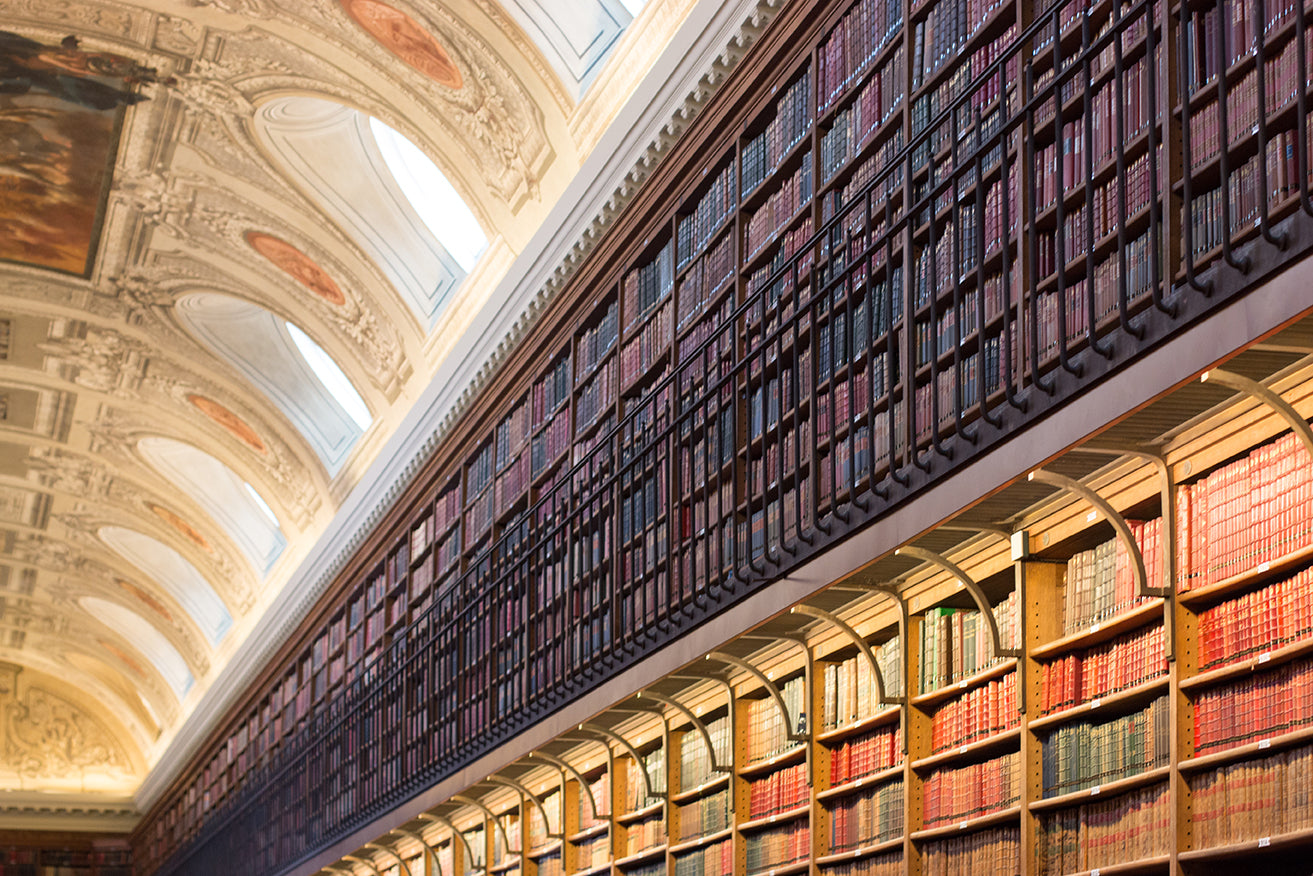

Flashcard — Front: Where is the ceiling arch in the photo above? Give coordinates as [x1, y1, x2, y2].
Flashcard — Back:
[80, 597, 195, 700]
[97, 527, 233, 647]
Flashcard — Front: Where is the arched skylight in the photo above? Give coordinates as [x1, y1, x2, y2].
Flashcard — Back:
[370, 118, 488, 273]
[99, 526, 233, 646]
[286, 323, 372, 430]
[137, 437, 287, 575]
[616, 0, 647, 14]
[81, 597, 194, 698]
[177, 294, 368, 474]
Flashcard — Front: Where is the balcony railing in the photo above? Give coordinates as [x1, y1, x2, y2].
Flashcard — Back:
[142, 0, 1313, 870]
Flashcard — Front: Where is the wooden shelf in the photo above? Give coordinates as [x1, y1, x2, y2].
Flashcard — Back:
[1180, 723, 1313, 774]
[1176, 542, 1313, 608]
[737, 804, 809, 834]
[1030, 766, 1171, 811]
[669, 774, 729, 804]
[1030, 600, 1165, 660]
[911, 658, 1018, 708]
[910, 804, 1022, 840]
[813, 836, 903, 866]
[1181, 634, 1313, 693]
[613, 845, 666, 869]
[574, 863, 613, 876]
[912, 727, 1021, 772]
[1178, 827, 1313, 863]
[744, 859, 809, 876]
[569, 823, 609, 843]
[527, 841, 563, 859]
[667, 827, 732, 856]
[616, 803, 664, 825]
[815, 705, 902, 743]
[738, 745, 807, 778]
[1028, 676, 1170, 732]
[1053, 855, 1171, 876]
[816, 764, 905, 801]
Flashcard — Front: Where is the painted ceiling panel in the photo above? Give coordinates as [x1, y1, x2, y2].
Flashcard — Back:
[80, 597, 194, 699]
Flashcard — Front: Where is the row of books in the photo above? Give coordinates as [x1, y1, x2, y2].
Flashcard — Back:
[533, 355, 572, 428]
[676, 236, 734, 334]
[678, 715, 731, 791]
[916, 591, 1020, 695]
[578, 773, 610, 832]
[1190, 742, 1313, 847]
[1182, 0, 1299, 94]
[537, 852, 563, 876]
[576, 301, 619, 382]
[1040, 694, 1170, 796]
[676, 788, 730, 840]
[743, 822, 809, 874]
[817, 0, 904, 113]
[624, 861, 664, 876]
[820, 133, 904, 226]
[922, 751, 1021, 827]
[1187, 129, 1312, 258]
[434, 479, 461, 536]
[1197, 565, 1313, 671]
[820, 46, 906, 185]
[920, 827, 1019, 876]
[620, 301, 671, 393]
[744, 158, 814, 261]
[820, 642, 904, 730]
[623, 242, 675, 333]
[677, 161, 736, 270]
[747, 762, 809, 818]
[1034, 782, 1170, 876]
[1035, 227, 1159, 355]
[1060, 522, 1162, 635]
[816, 853, 902, 876]
[828, 780, 905, 848]
[1193, 656, 1313, 752]
[575, 358, 616, 437]
[911, 0, 1011, 89]
[743, 675, 807, 763]
[928, 672, 1018, 753]
[625, 814, 665, 853]
[1066, 145, 1165, 254]
[624, 748, 668, 811]
[829, 723, 904, 785]
[1177, 430, 1313, 590]
[531, 409, 571, 480]
[496, 399, 530, 473]
[672, 839, 732, 876]
[575, 833, 610, 871]
[494, 449, 530, 511]
[1039, 625, 1167, 716]
[742, 70, 812, 198]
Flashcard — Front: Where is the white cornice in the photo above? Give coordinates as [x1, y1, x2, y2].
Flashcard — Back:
[135, 0, 786, 813]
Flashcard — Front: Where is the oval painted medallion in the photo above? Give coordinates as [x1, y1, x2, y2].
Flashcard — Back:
[342, 0, 464, 89]
[187, 394, 267, 454]
[246, 231, 346, 306]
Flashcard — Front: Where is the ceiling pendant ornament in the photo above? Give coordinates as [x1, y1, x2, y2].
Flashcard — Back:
[340, 0, 463, 90]
[245, 231, 346, 306]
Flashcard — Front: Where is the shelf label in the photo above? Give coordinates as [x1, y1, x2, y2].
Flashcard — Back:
[958, 821, 968, 830]
[1257, 562, 1271, 573]
[1259, 837, 1271, 848]
[1090, 786, 1100, 796]
[1259, 652, 1271, 664]
[1092, 870, 1100, 876]
[959, 745, 969, 755]
[854, 778, 864, 787]
[1087, 511, 1098, 522]
[1090, 698, 1102, 710]
[1090, 623, 1101, 634]
[958, 679, 968, 689]
[1259, 739, 1271, 750]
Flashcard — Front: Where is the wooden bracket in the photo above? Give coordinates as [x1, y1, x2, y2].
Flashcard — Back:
[896, 544, 1023, 657]
[343, 856, 384, 876]
[790, 604, 904, 705]
[390, 829, 442, 876]
[365, 843, 413, 876]
[417, 814, 481, 873]
[637, 691, 732, 773]
[484, 778, 563, 840]
[705, 651, 807, 741]
[452, 795, 521, 857]
[531, 751, 610, 820]
[1027, 469, 1167, 599]
[577, 724, 665, 802]
[1202, 369, 1313, 462]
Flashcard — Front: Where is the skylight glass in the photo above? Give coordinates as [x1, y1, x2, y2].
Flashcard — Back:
[286, 322, 372, 430]
[369, 118, 488, 273]
[244, 482, 280, 527]
[617, 0, 648, 15]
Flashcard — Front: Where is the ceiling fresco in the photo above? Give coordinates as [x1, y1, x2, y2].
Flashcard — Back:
[0, 0, 687, 829]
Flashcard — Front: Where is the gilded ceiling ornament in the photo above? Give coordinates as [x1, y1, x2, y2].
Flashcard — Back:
[245, 231, 346, 306]
[146, 503, 211, 553]
[340, 0, 463, 90]
[186, 394, 266, 454]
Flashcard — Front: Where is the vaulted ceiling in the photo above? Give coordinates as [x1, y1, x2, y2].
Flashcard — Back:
[0, 0, 695, 827]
